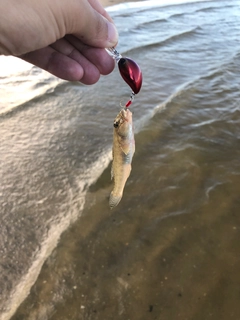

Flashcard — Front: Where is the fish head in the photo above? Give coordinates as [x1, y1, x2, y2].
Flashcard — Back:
[113, 109, 133, 137]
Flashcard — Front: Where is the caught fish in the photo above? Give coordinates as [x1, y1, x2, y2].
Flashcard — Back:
[109, 108, 135, 209]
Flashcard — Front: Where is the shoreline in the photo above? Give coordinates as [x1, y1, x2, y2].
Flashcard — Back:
[100, 0, 144, 8]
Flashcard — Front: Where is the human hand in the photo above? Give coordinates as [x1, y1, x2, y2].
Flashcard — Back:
[0, 0, 118, 84]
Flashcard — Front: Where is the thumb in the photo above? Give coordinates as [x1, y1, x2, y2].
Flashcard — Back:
[68, 0, 118, 48]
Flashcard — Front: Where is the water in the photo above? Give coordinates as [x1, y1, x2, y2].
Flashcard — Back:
[1, 0, 240, 319]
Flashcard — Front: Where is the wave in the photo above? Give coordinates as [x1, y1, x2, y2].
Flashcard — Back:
[0, 81, 68, 119]
[153, 82, 190, 115]
[153, 49, 240, 116]
[195, 4, 236, 13]
[135, 18, 169, 28]
[122, 26, 201, 55]
[107, 0, 212, 14]
[168, 12, 186, 19]
[192, 48, 240, 83]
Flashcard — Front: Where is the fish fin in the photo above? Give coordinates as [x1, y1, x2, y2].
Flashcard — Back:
[120, 145, 130, 155]
[111, 149, 114, 180]
[109, 192, 122, 209]
[111, 163, 114, 180]
[117, 136, 130, 155]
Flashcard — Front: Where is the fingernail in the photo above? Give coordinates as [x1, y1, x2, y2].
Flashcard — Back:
[107, 21, 118, 46]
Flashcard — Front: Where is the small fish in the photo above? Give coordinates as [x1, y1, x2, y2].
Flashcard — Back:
[109, 108, 135, 208]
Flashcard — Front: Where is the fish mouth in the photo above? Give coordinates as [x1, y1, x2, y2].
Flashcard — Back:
[113, 109, 126, 128]
[121, 108, 131, 120]
[113, 108, 132, 128]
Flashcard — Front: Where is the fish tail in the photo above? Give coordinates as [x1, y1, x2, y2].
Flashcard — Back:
[109, 192, 122, 209]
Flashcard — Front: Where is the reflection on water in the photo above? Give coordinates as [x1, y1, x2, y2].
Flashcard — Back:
[1, 0, 240, 319]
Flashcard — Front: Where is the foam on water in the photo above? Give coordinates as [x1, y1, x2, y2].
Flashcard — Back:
[0, 147, 112, 320]
[106, 0, 211, 12]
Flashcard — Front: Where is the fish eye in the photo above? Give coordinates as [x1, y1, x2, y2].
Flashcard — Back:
[113, 121, 119, 128]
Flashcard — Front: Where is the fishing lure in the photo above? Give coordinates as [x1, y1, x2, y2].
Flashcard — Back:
[106, 47, 142, 108]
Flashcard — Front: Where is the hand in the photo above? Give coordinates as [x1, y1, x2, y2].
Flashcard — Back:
[0, 0, 118, 84]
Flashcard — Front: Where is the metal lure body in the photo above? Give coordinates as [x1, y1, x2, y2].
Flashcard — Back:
[109, 109, 135, 209]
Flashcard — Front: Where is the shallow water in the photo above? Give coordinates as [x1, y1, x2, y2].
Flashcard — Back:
[1, 0, 240, 319]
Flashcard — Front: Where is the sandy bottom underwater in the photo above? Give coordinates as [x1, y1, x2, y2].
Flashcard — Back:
[12, 130, 240, 320]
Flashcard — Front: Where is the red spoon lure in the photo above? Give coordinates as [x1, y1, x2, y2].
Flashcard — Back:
[106, 48, 142, 108]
